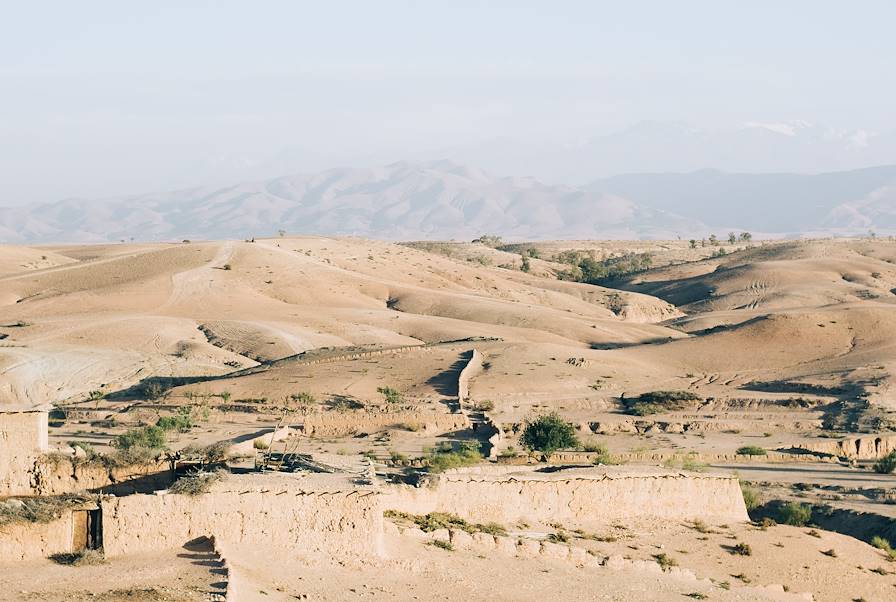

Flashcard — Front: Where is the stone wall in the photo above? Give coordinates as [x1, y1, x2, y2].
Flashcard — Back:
[384, 466, 749, 526]
[101, 476, 382, 559]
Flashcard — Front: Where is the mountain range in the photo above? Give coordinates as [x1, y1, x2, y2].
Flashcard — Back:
[2, 161, 896, 243]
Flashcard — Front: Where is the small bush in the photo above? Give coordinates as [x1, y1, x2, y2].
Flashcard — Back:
[871, 536, 896, 561]
[520, 412, 579, 454]
[736, 446, 767, 456]
[731, 542, 752, 556]
[168, 470, 224, 496]
[653, 553, 678, 570]
[290, 391, 316, 405]
[547, 531, 570, 543]
[821, 548, 837, 557]
[740, 482, 761, 511]
[50, 549, 105, 566]
[874, 451, 896, 474]
[471, 399, 495, 412]
[429, 539, 454, 551]
[253, 438, 270, 450]
[426, 441, 482, 472]
[156, 407, 194, 432]
[115, 426, 166, 450]
[622, 390, 700, 415]
[777, 502, 812, 527]
[377, 386, 403, 404]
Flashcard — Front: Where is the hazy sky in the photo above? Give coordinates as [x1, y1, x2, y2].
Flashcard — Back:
[2, 1, 895, 204]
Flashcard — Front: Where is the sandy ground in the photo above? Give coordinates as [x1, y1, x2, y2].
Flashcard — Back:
[0, 545, 225, 601]
[5, 236, 896, 599]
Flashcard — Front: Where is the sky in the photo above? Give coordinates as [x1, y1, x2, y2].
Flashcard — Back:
[1, 1, 895, 205]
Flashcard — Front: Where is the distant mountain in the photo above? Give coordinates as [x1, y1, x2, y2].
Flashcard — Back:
[588, 165, 896, 234]
[3, 161, 896, 244]
[430, 121, 896, 185]
[0, 161, 695, 243]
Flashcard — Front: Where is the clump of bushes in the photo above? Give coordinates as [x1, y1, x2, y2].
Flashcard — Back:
[736, 446, 767, 456]
[663, 452, 707, 472]
[777, 501, 812, 526]
[168, 470, 225, 496]
[425, 441, 482, 472]
[582, 441, 619, 465]
[428, 539, 454, 551]
[874, 450, 896, 474]
[520, 412, 579, 454]
[554, 249, 653, 284]
[156, 406, 194, 432]
[731, 542, 752, 556]
[115, 425, 166, 450]
[622, 390, 700, 416]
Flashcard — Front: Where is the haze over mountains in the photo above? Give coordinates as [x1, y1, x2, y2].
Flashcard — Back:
[2, 159, 896, 243]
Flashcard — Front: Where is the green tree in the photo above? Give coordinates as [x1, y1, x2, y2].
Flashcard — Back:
[689, 239, 697, 249]
[520, 412, 579, 454]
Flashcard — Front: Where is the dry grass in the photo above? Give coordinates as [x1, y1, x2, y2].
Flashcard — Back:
[50, 548, 106, 566]
[167, 470, 225, 496]
[0, 493, 94, 526]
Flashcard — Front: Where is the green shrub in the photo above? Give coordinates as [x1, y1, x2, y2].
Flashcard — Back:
[740, 482, 761, 511]
[156, 407, 194, 432]
[115, 426, 166, 450]
[426, 441, 482, 472]
[874, 451, 896, 474]
[429, 539, 454, 551]
[871, 536, 896, 561]
[377, 386, 403, 404]
[653, 553, 678, 570]
[777, 502, 812, 527]
[731, 542, 752, 556]
[736, 446, 767, 456]
[520, 412, 579, 454]
[622, 390, 700, 415]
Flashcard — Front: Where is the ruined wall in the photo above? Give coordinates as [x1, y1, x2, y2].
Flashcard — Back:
[0, 514, 76, 561]
[384, 468, 749, 526]
[101, 485, 382, 558]
[0, 411, 50, 496]
[793, 433, 896, 460]
[0, 455, 172, 498]
[457, 349, 482, 406]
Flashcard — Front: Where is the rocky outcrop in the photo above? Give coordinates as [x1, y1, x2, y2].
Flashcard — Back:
[793, 433, 896, 460]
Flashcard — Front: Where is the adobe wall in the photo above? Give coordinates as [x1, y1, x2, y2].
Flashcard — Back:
[101, 476, 382, 559]
[383, 466, 749, 526]
[0, 411, 48, 454]
[457, 349, 482, 406]
[0, 454, 172, 498]
[0, 514, 76, 562]
[0, 410, 49, 497]
[302, 409, 468, 437]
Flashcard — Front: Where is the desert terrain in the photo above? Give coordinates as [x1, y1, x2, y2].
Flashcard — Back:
[3, 235, 896, 601]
